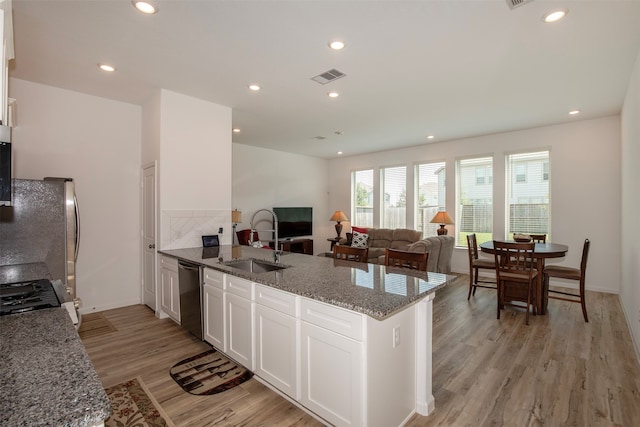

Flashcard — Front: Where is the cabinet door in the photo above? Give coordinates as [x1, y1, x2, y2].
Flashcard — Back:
[300, 322, 363, 427]
[226, 292, 253, 370]
[203, 283, 225, 350]
[255, 304, 299, 399]
[160, 266, 180, 322]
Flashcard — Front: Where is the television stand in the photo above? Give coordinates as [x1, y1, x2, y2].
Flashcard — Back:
[276, 238, 313, 255]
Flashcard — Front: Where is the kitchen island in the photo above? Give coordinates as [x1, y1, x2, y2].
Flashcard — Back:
[0, 308, 111, 426]
[160, 245, 454, 427]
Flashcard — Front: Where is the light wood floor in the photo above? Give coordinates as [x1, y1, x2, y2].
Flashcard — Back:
[81, 275, 640, 426]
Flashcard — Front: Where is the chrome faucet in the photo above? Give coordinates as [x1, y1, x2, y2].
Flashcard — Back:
[249, 209, 281, 263]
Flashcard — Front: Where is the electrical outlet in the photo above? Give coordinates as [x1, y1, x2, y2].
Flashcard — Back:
[393, 326, 401, 348]
[218, 227, 223, 234]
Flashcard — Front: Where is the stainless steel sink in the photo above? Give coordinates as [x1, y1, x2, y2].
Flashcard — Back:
[222, 258, 289, 273]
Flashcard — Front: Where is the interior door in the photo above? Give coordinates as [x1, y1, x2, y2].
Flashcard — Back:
[142, 162, 157, 309]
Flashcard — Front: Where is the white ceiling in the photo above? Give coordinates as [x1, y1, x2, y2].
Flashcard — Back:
[9, 0, 640, 159]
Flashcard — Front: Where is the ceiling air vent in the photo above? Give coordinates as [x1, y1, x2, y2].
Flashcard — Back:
[311, 69, 346, 85]
[313, 136, 327, 140]
[506, 0, 535, 10]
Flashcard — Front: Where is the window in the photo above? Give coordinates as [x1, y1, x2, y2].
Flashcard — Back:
[351, 169, 373, 227]
[415, 161, 445, 236]
[456, 157, 493, 246]
[381, 166, 406, 228]
[515, 164, 527, 183]
[506, 151, 550, 238]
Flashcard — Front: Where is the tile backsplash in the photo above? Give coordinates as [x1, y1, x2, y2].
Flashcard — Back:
[161, 210, 229, 249]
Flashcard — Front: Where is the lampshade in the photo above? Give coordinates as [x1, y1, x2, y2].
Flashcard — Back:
[430, 211, 454, 225]
[330, 211, 349, 222]
[231, 210, 242, 224]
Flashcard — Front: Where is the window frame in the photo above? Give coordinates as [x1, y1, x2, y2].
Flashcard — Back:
[455, 155, 494, 247]
[380, 164, 407, 229]
[414, 160, 446, 237]
[505, 149, 551, 240]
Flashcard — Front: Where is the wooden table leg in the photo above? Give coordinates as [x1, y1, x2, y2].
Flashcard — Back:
[537, 258, 546, 315]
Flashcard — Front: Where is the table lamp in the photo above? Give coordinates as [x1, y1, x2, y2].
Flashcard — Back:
[231, 209, 242, 244]
[430, 211, 454, 235]
[330, 210, 349, 239]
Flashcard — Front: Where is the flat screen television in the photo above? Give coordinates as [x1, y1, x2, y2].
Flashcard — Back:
[273, 207, 313, 239]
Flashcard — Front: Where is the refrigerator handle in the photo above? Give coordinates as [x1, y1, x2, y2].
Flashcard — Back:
[74, 193, 80, 261]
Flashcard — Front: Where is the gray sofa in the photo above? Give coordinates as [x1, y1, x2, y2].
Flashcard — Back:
[340, 228, 454, 273]
[403, 235, 455, 274]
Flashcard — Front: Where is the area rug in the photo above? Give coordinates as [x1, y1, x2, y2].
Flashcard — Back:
[170, 348, 253, 395]
[105, 376, 174, 427]
[78, 312, 117, 339]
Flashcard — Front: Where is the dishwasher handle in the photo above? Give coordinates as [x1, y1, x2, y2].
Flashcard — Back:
[178, 262, 200, 271]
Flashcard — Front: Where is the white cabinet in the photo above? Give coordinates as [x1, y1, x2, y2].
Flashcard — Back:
[225, 275, 254, 370]
[254, 284, 299, 399]
[300, 298, 364, 427]
[203, 268, 225, 350]
[159, 255, 180, 322]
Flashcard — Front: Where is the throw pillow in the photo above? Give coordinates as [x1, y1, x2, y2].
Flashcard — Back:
[351, 231, 369, 248]
[352, 226, 368, 234]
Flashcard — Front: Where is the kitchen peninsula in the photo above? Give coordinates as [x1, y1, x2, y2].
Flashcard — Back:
[159, 245, 454, 427]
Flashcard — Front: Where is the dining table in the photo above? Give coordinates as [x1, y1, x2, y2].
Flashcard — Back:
[479, 240, 569, 315]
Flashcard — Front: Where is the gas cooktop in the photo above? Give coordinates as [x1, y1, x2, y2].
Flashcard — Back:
[0, 279, 62, 316]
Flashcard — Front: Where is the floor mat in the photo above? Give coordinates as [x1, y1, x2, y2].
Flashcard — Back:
[104, 376, 174, 427]
[170, 348, 253, 395]
[78, 312, 117, 339]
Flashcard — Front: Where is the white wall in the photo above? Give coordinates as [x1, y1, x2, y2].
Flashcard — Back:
[328, 116, 622, 294]
[158, 90, 233, 249]
[621, 49, 640, 362]
[232, 144, 330, 255]
[9, 78, 142, 312]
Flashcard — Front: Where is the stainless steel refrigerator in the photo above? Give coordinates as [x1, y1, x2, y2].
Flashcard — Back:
[0, 178, 80, 298]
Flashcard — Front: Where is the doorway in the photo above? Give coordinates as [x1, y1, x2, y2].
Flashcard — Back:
[142, 162, 157, 310]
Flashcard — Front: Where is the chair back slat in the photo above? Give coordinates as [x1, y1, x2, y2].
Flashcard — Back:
[333, 245, 368, 263]
[493, 241, 536, 280]
[467, 233, 479, 260]
[384, 248, 429, 271]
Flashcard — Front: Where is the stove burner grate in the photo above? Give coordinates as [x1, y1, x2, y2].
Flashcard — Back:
[0, 279, 62, 316]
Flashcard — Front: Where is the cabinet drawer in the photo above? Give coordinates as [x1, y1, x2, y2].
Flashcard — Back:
[160, 255, 178, 272]
[203, 267, 224, 290]
[225, 275, 254, 300]
[301, 298, 363, 341]
[255, 284, 297, 316]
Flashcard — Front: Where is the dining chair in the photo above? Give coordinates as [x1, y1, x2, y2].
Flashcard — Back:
[529, 234, 547, 243]
[236, 229, 259, 246]
[333, 245, 368, 263]
[466, 233, 496, 300]
[543, 238, 590, 322]
[493, 241, 538, 325]
[384, 248, 428, 271]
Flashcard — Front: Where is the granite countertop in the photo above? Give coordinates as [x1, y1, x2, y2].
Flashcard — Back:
[0, 308, 111, 427]
[160, 245, 455, 320]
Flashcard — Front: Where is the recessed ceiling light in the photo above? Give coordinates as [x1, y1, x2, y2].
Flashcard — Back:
[232, 128, 240, 133]
[569, 109, 581, 115]
[328, 92, 339, 98]
[132, 1, 158, 14]
[427, 135, 435, 140]
[328, 40, 345, 50]
[543, 9, 568, 23]
[98, 64, 116, 72]
[248, 84, 261, 91]
[337, 151, 343, 155]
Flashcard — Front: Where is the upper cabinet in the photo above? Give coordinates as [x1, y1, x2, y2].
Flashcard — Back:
[0, 0, 15, 126]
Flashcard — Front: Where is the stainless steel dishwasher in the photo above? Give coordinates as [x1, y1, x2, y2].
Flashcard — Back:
[178, 260, 202, 339]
